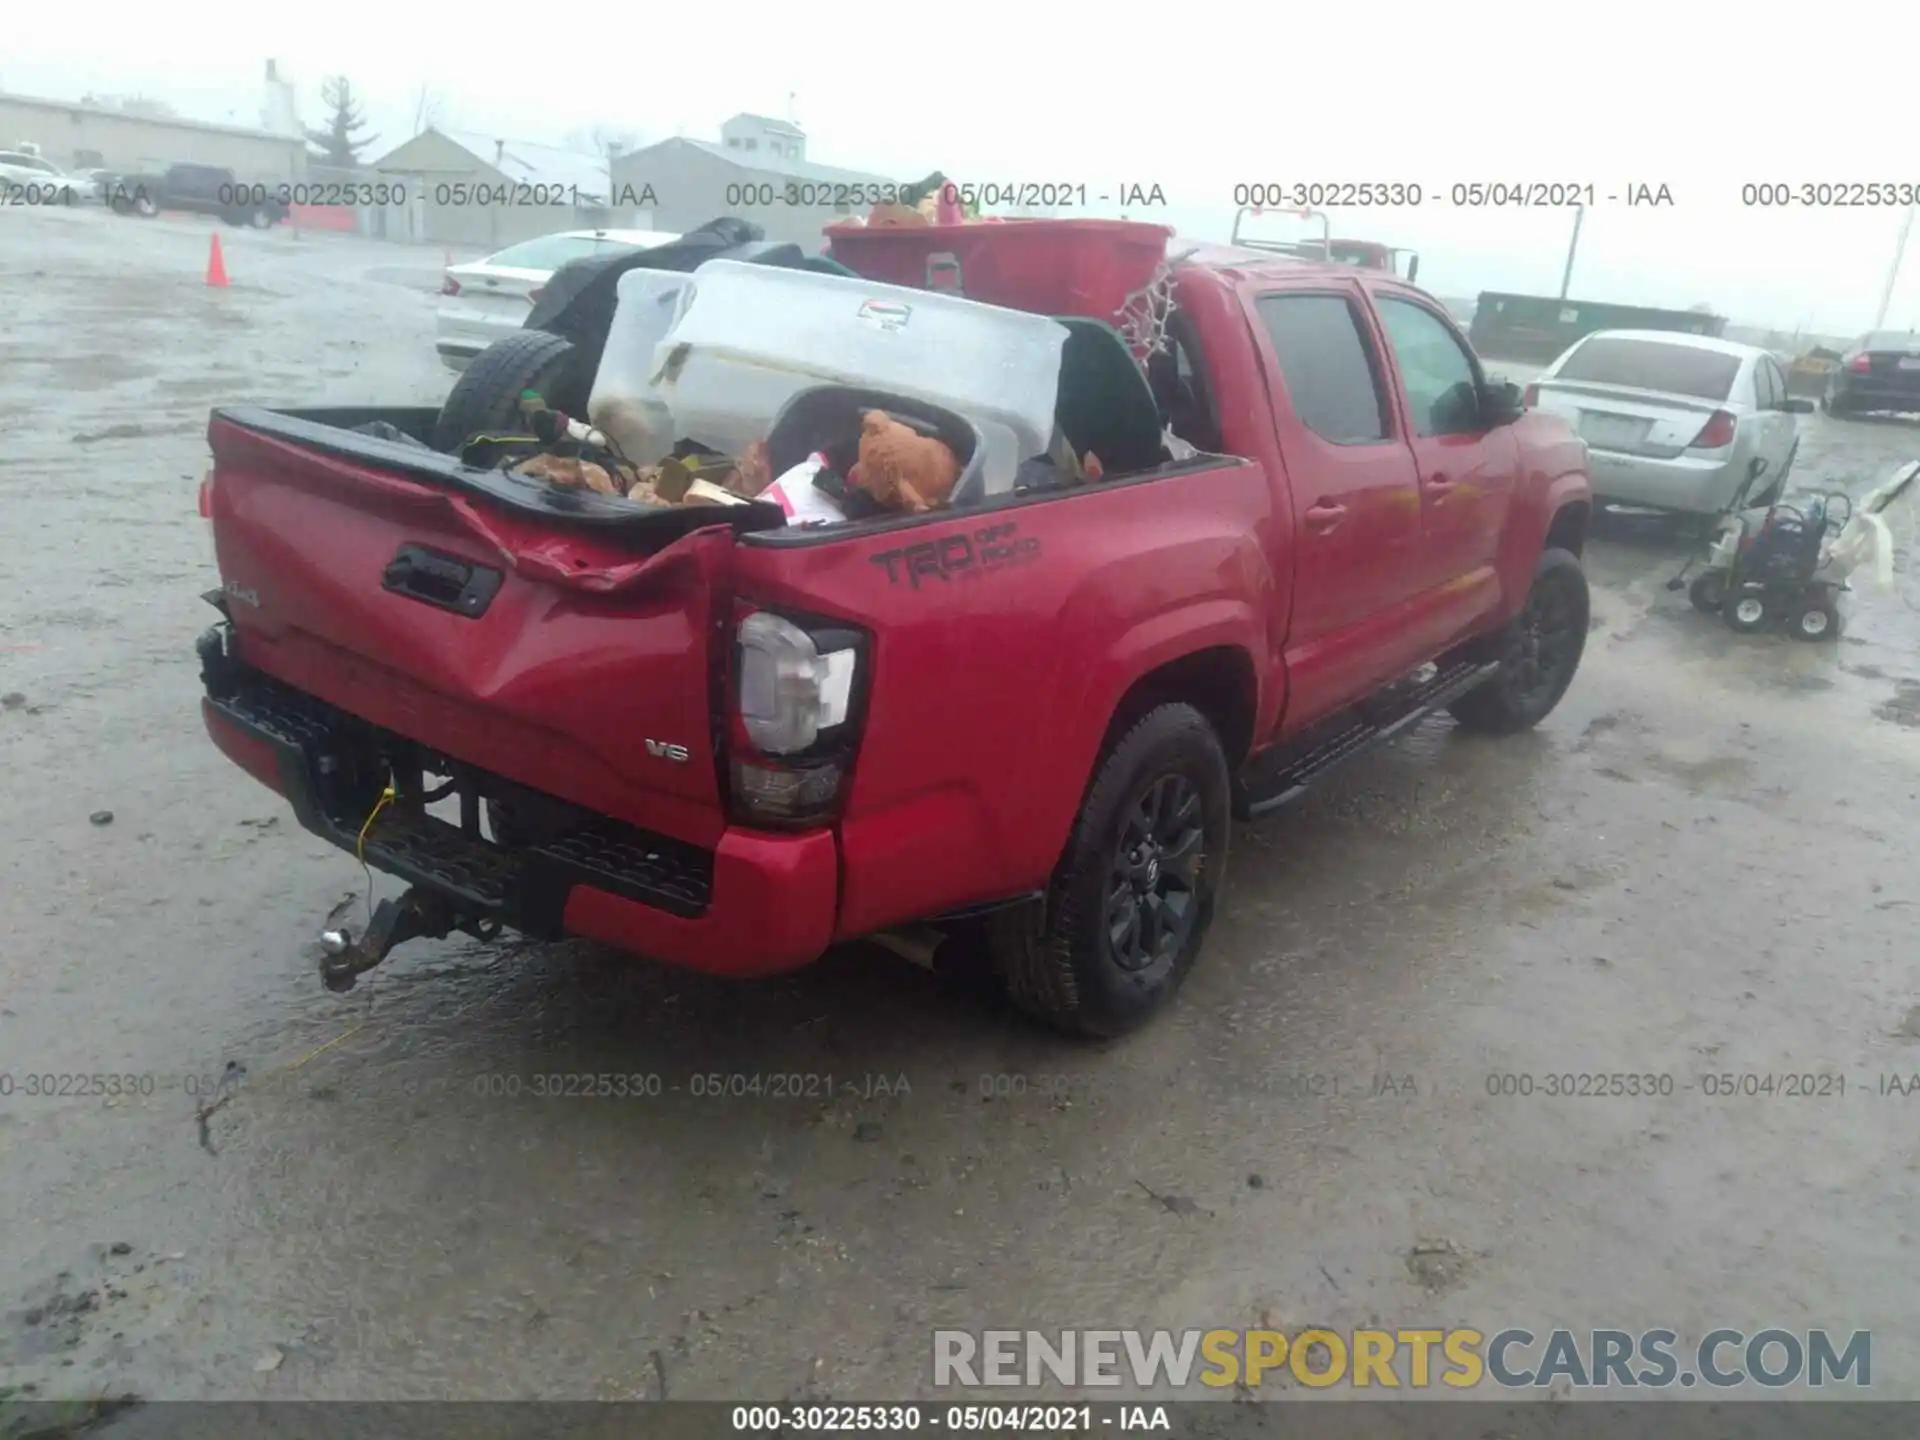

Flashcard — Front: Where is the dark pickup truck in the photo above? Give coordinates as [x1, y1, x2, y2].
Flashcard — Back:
[105, 162, 288, 227]
[196, 224, 1593, 1036]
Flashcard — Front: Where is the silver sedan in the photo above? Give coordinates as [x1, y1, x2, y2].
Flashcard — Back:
[436, 228, 680, 372]
[1526, 330, 1809, 515]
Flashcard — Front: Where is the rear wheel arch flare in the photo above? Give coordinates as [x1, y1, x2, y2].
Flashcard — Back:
[1099, 646, 1258, 773]
[1544, 500, 1591, 556]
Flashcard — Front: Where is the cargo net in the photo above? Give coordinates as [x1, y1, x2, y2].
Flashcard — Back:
[1114, 262, 1176, 359]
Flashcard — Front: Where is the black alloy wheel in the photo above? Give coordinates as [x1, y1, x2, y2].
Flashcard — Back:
[1105, 773, 1206, 973]
[1501, 565, 1584, 711]
[1449, 547, 1590, 734]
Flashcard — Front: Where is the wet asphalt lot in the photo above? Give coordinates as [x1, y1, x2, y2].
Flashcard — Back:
[3, 203, 1920, 1410]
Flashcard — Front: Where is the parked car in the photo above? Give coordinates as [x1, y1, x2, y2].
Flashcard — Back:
[1525, 330, 1808, 515]
[195, 237, 1593, 1036]
[437, 229, 682, 372]
[70, 167, 116, 203]
[1824, 330, 1920, 417]
[101, 163, 288, 227]
[0, 150, 85, 206]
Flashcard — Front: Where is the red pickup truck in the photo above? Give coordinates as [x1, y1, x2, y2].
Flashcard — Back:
[197, 241, 1592, 1036]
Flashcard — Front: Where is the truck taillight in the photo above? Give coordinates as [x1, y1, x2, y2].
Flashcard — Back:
[1689, 410, 1737, 449]
[1848, 352, 1872, 373]
[198, 467, 214, 518]
[440, 275, 460, 296]
[1521, 384, 1539, 408]
[725, 604, 869, 829]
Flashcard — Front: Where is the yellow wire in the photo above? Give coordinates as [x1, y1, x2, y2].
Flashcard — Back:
[355, 782, 396, 862]
[286, 1023, 366, 1071]
[355, 780, 397, 929]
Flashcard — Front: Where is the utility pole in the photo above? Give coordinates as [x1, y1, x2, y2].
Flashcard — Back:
[1872, 206, 1916, 331]
[1559, 204, 1584, 301]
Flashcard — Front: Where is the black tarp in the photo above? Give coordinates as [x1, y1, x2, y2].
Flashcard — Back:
[523, 217, 856, 376]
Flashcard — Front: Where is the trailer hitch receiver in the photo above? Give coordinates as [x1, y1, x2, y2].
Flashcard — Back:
[317, 886, 489, 992]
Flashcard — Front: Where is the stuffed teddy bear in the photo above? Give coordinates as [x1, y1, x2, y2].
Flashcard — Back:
[850, 410, 962, 513]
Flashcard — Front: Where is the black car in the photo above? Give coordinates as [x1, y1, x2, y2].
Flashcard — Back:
[1824, 330, 1920, 417]
[102, 162, 289, 227]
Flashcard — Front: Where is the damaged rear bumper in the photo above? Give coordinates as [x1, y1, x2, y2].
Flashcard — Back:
[197, 625, 837, 978]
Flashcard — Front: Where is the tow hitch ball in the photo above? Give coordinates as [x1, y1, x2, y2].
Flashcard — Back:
[317, 886, 479, 993]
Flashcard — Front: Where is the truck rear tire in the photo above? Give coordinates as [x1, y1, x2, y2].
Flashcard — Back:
[431, 329, 589, 454]
[1449, 547, 1589, 735]
[987, 703, 1230, 1037]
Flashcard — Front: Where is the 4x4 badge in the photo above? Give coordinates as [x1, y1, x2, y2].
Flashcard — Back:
[645, 739, 690, 763]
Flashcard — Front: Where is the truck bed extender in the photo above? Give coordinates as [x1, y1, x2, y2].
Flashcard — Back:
[197, 252, 1593, 1036]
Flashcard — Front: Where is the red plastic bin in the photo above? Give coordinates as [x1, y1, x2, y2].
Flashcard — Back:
[823, 218, 1174, 328]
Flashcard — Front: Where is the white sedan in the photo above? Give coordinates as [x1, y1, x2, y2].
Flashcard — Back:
[1525, 330, 1808, 516]
[436, 228, 681, 372]
[0, 150, 86, 206]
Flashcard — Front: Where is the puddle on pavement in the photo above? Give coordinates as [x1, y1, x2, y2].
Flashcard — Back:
[1874, 680, 1920, 727]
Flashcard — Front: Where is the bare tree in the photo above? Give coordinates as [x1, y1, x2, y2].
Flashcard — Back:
[411, 84, 444, 137]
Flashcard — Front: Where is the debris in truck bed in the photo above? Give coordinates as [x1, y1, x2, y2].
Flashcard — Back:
[764, 455, 851, 527]
[511, 453, 626, 496]
[652, 449, 736, 504]
[729, 440, 773, 498]
[1013, 431, 1106, 492]
[680, 479, 750, 507]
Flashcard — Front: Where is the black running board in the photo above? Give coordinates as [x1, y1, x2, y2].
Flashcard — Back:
[1233, 660, 1502, 820]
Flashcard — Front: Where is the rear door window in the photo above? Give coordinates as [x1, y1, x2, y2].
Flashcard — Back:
[1554, 337, 1742, 402]
[1254, 293, 1390, 444]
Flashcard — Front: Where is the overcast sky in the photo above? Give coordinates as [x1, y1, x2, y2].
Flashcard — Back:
[11, 0, 1917, 333]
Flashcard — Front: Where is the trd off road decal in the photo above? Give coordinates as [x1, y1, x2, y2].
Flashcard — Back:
[870, 521, 1042, 589]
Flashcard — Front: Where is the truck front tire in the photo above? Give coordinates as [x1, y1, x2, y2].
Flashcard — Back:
[1449, 547, 1589, 734]
[431, 330, 590, 454]
[988, 703, 1230, 1037]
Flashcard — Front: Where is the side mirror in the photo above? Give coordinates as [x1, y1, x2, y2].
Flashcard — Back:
[1781, 396, 1815, 414]
[1479, 380, 1525, 427]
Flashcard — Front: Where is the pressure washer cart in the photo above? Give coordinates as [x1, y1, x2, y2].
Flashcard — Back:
[1668, 459, 1920, 642]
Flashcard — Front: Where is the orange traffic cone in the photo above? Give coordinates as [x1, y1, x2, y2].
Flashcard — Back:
[205, 233, 229, 288]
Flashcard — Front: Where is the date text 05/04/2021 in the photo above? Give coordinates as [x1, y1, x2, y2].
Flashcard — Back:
[730, 1405, 1170, 1432]
[1228, 181, 1675, 209]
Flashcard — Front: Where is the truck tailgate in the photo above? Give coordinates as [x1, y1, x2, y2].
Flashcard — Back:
[204, 407, 777, 847]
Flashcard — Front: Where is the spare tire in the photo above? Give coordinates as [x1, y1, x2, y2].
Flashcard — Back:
[431, 329, 590, 454]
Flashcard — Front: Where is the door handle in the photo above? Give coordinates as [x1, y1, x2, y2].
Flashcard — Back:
[1303, 500, 1347, 530]
[1422, 472, 1456, 492]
